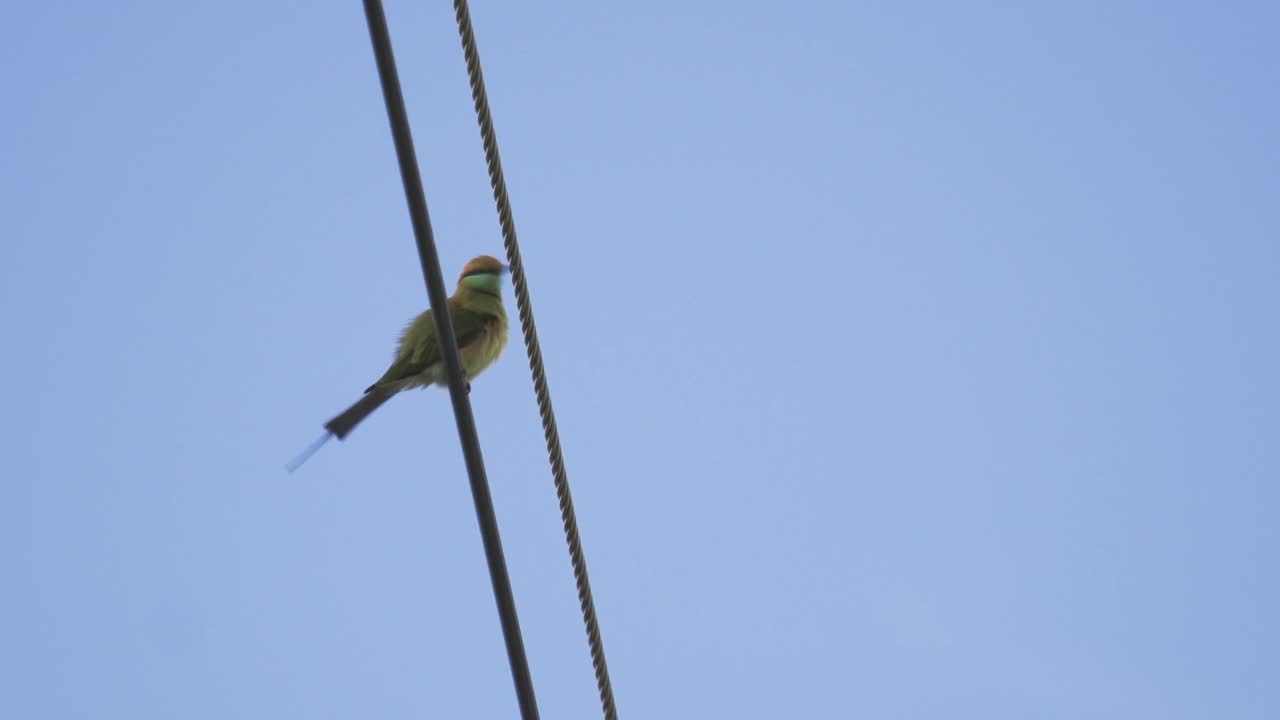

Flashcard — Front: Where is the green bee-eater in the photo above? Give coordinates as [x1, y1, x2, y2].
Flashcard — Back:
[288, 255, 509, 471]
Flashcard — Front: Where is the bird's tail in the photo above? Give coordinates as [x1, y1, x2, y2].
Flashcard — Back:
[324, 388, 394, 440]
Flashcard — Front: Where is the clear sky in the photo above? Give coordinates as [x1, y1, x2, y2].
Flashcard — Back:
[2, 1, 1277, 718]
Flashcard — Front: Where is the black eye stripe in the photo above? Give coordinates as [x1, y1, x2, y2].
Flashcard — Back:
[464, 269, 499, 278]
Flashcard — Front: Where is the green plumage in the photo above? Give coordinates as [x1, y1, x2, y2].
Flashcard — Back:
[322, 256, 509, 441]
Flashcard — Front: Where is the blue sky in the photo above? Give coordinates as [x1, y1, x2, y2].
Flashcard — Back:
[2, 1, 1277, 717]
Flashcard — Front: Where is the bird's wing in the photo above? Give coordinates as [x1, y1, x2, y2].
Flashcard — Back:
[370, 305, 496, 389]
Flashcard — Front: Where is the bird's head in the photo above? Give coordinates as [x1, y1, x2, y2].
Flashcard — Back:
[457, 255, 509, 295]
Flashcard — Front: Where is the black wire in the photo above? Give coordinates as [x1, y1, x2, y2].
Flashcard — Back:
[452, 2, 619, 717]
[360, 2, 540, 718]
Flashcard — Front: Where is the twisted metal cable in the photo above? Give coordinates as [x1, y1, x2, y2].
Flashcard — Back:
[452, 2, 618, 717]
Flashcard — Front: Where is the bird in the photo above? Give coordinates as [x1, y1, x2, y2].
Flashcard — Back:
[287, 255, 509, 472]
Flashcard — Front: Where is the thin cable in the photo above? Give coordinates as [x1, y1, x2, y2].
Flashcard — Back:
[452, 2, 618, 717]
[361, 2, 540, 718]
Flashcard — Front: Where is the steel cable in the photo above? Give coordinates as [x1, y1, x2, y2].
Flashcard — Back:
[452, 2, 619, 717]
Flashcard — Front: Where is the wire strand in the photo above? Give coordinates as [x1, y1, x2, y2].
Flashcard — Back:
[452, 2, 619, 717]
[361, 2, 541, 718]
